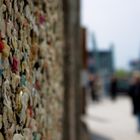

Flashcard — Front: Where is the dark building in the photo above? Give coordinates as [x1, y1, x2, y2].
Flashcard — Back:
[130, 59, 140, 71]
[87, 34, 114, 77]
[88, 47, 114, 77]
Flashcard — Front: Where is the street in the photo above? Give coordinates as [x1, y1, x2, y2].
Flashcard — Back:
[82, 96, 140, 140]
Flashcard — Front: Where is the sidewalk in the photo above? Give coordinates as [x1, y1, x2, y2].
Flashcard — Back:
[82, 96, 140, 140]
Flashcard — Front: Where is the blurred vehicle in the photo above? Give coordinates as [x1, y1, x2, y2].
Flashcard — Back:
[116, 78, 129, 94]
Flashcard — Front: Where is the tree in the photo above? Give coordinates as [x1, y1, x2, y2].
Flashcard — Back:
[115, 69, 130, 79]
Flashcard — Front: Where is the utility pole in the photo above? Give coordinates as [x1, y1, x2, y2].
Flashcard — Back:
[62, 0, 82, 140]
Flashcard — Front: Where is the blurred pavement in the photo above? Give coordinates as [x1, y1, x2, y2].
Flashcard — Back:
[81, 96, 140, 140]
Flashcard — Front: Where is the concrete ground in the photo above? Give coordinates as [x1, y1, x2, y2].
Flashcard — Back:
[82, 96, 140, 140]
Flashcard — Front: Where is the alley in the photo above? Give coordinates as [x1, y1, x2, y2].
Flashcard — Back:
[82, 96, 140, 140]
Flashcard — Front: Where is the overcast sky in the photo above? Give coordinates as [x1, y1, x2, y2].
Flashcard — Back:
[81, 0, 140, 70]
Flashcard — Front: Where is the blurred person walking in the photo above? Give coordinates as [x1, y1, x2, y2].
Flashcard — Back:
[95, 75, 104, 100]
[88, 74, 98, 101]
[110, 76, 118, 100]
[129, 74, 140, 132]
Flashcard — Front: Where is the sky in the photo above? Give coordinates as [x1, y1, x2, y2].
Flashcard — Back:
[81, 0, 140, 70]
